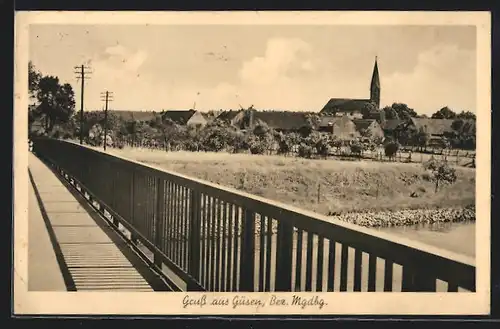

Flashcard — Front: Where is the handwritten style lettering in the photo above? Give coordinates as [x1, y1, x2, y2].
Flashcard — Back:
[182, 295, 207, 308]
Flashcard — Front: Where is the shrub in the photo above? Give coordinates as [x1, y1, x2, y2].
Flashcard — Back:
[384, 141, 399, 159]
[298, 144, 313, 159]
[249, 141, 266, 155]
[350, 141, 364, 157]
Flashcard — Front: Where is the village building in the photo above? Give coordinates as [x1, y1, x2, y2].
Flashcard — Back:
[217, 109, 313, 133]
[352, 119, 385, 140]
[161, 109, 208, 128]
[319, 57, 383, 121]
[380, 119, 406, 139]
[318, 115, 359, 140]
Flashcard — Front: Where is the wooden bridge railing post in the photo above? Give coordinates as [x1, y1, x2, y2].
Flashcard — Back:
[275, 221, 294, 291]
[239, 209, 256, 291]
[188, 189, 202, 290]
[154, 177, 165, 268]
[130, 170, 138, 244]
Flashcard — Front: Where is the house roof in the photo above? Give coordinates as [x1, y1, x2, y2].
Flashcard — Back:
[216, 110, 243, 122]
[320, 98, 371, 114]
[352, 119, 378, 131]
[110, 110, 160, 122]
[318, 115, 353, 127]
[161, 109, 197, 125]
[409, 118, 456, 135]
[252, 111, 311, 131]
[381, 119, 405, 131]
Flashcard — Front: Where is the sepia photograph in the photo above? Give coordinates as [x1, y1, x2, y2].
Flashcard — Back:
[13, 11, 491, 315]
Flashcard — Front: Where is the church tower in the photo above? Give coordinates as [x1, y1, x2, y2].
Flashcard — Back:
[370, 56, 381, 109]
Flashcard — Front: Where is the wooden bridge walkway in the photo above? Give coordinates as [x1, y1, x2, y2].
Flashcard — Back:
[28, 152, 171, 292]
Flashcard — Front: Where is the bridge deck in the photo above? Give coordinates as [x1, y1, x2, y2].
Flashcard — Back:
[28, 152, 171, 292]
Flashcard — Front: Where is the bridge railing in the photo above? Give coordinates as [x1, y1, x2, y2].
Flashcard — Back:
[31, 137, 475, 292]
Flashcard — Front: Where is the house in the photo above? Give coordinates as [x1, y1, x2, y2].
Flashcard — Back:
[110, 110, 160, 122]
[352, 119, 385, 140]
[318, 116, 359, 140]
[406, 118, 456, 137]
[216, 109, 246, 127]
[251, 111, 312, 133]
[320, 57, 381, 119]
[218, 109, 313, 133]
[161, 109, 208, 128]
[380, 119, 406, 138]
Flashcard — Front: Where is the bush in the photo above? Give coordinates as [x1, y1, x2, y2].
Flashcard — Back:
[249, 141, 266, 155]
[298, 144, 313, 159]
[384, 141, 399, 159]
[350, 141, 364, 157]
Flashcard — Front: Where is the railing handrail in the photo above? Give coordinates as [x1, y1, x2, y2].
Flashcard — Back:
[52, 137, 474, 273]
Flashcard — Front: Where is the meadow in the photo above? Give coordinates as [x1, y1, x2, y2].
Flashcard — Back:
[103, 146, 475, 216]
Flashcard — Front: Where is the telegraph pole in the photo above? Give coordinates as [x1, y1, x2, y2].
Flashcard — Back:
[74, 64, 92, 145]
[100, 91, 114, 151]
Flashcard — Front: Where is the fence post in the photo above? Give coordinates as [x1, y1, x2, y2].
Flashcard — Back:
[130, 170, 138, 244]
[188, 189, 202, 290]
[239, 209, 256, 291]
[275, 221, 294, 291]
[154, 177, 165, 268]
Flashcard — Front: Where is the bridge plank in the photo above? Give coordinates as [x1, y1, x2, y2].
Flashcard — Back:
[28, 153, 170, 292]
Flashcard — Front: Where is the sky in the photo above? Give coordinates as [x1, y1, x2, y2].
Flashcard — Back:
[29, 24, 477, 116]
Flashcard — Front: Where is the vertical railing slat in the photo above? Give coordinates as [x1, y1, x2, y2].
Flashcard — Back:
[339, 245, 349, 291]
[327, 240, 336, 292]
[316, 237, 324, 292]
[275, 219, 293, 292]
[295, 229, 303, 292]
[353, 249, 362, 292]
[305, 232, 314, 291]
[239, 209, 255, 291]
[367, 254, 377, 292]
[188, 188, 202, 290]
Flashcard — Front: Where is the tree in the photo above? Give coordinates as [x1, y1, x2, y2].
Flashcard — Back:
[381, 106, 399, 120]
[457, 111, 476, 120]
[28, 62, 43, 132]
[423, 160, 457, 192]
[384, 141, 399, 160]
[391, 103, 418, 120]
[415, 127, 430, 151]
[431, 106, 457, 119]
[36, 76, 76, 132]
[380, 103, 417, 120]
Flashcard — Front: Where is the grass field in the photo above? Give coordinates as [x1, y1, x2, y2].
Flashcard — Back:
[104, 146, 475, 216]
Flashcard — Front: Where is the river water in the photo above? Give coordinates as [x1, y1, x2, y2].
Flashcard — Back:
[376, 221, 475, 257]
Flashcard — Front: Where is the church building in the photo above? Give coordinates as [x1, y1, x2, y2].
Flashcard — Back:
[320, 57, 382, 120]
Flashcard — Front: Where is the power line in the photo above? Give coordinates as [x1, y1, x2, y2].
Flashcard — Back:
[74, 64, 93, 145]
[100, 91, 114, 151]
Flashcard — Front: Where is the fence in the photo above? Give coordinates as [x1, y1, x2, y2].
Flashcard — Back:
[32, 137, 475, 292]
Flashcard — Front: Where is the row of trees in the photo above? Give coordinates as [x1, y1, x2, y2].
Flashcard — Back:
[29, 62, 76, 134]
[28, 62, 475, 159]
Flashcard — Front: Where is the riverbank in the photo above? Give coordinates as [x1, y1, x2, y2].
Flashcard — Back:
[107, 147, 475, 214]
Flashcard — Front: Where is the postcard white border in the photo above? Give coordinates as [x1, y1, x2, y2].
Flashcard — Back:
[13, 11, 491, 315]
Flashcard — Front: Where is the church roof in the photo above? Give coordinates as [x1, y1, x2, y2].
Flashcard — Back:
[371, 58, 380, 89]
[320, 98, 371, 114]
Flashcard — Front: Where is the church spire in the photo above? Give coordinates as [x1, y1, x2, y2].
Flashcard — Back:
[370, 56, 380, 109]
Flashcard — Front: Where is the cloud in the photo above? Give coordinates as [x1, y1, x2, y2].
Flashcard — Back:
[382, 44, 476, 115]
[88, 44, 148, 88]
